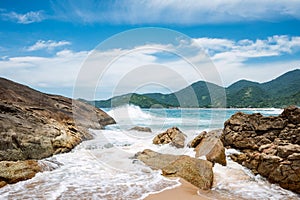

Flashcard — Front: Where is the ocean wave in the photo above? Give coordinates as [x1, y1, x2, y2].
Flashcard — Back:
[106, 104, 225, 131]
[108, 104, 152, 122]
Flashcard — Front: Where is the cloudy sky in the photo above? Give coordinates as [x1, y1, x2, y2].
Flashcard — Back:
[0, 0, 300, 99]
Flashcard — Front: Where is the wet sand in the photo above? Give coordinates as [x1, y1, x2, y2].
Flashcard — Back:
[144, 179, 233, 200]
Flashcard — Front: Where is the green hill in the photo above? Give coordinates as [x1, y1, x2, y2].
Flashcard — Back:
[89, 93, 173, 108]
[226, 69, 300, 107]
[91, 69, 300, 108]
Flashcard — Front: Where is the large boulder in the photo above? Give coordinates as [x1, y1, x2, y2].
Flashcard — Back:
[153, 127, 186, 148]
[189, 130, 226, 166]
[0, 160, 41, 187]
[222, 106, 300, 194]
[136, 149, 213, 190]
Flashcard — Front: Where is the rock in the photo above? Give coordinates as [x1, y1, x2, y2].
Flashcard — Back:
[221, 106, 300, 193]
[0, 181, 6, 188]
[0, 160, 41, 186]
[0, 77, 116, 187]
[153, 127, 186, 148]
[136, 149, 213, 190]
[0, 77, 116, 161]
[190, 130, 226, 166]
[280, 105, 300, 124]
[162, 156, 213, 190]
[277, 144, 300, 158]
[288, 153, 300, 160]
[129, 126, 152, 132]
[206, 139, 226, 166]
[188, 131, 206, 148]
[230, 153, 247, 164]
[135, 149, 179, 169]
[257, 154, 283, 177]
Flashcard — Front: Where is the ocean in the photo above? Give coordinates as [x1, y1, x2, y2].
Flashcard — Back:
[0, 105, 299, 199]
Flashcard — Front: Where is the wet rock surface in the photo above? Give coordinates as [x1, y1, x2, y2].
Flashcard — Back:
[135, 149, 213, 190]
[0, 160, 42, 187]
[222, 106, 300, 193]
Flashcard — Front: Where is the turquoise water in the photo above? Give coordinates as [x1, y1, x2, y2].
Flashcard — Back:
[106, 105, 283, 132]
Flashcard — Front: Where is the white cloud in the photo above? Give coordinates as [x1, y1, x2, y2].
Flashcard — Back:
[1, 10, 44, 24]
[193, 35, 300, 63]
[1, 35, 299, 99]
[26, 40, 71, 51]
[50, 0, 300, 24]
[0, 50, 88, 88]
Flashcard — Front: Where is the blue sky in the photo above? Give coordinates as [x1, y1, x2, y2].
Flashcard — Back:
[0, 0, 300, 99]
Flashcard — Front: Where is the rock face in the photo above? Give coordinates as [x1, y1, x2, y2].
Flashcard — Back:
[221, 105, 300, 193]
[0, 77, 116, 161]
[129, 126, 152, 132]
[0, 160, 42, 187]
[189, 130, 226, 166]
[153, 127, 186, 148]
[0, 77, 116, 187]
[136, 149, 213, 190]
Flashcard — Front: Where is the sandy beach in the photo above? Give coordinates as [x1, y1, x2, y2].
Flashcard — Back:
[144, 179, 232, 200]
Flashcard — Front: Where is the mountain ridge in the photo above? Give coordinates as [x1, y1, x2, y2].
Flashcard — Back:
[91, 69, 300, 108]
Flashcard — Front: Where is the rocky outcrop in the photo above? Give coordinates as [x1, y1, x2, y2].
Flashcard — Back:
[136, 149, 213, 190]
[0, 160, 42, 187]
[153, 127, 186, 148]
[0, 77, 115, 187]
[222, 105, 300, 193]
[129, 126, 152, 132]
[189, 130, 226, 166]
[0, 77, 115, 161]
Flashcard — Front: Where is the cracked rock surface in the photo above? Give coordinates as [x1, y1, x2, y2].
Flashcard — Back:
[221, 106, 300, 194]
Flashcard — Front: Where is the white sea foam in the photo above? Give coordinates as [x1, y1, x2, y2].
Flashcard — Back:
[0, 132, 179, 200]
[107, 104, 152, 124]
[212, 155, 299, 199]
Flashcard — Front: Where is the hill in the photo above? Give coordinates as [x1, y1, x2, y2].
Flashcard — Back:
[92, 93, 173, 108]
[93, 69, 300, 108]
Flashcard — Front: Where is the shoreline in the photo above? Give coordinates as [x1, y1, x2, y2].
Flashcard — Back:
[144, 178, 232, 200]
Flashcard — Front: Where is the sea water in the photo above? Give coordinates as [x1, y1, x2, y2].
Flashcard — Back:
[0, 105, 299, 200]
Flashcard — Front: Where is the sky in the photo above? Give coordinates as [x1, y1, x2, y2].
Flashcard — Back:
[0, 0, 300, 100]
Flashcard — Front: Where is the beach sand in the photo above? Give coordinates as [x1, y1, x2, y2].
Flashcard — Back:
[144, 179, 232, 200]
